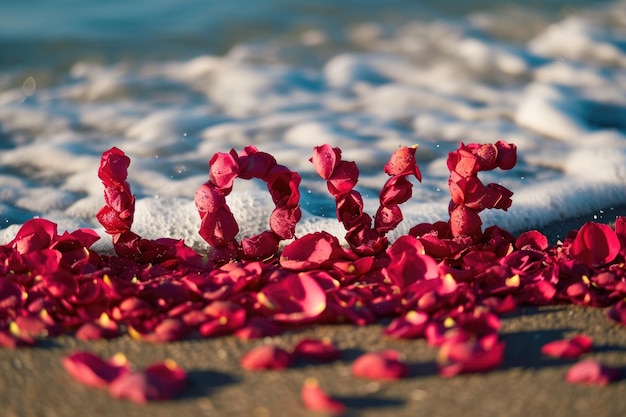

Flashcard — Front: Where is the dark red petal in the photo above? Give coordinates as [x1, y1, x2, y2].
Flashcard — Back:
[241, 231, 280, 260]
[269, 206, 301, 240]
[351, 350, 408, 380]
[515, 230, 549, 251]
[98, 147, 131, 184]
[240, 345, 293, 371]
[199, 301, 247, 337]
[194, 183, 226, 213]
[108, 359, 187, 403]
[383, 310, 429, 339]
[62, 351, 130, 388]
[437, 334, 505, 377]
[495, 140, 517, 170]
[301, 378, 346, 415]
[293, 338, 342, 362]
[449, 205, 482, 238]
[234, 317, 284, 340]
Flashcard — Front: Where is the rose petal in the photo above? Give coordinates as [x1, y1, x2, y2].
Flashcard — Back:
[63, 351, 130, 388]
[384, 145, 422, 181]
[280, 232, 343, 271]
[199, 301, 247, 337]
[541, 335, 593, 359]
[234, 317, 284, 340]
[293, 338, 342, 362]
[565, 359, 621, 386]
[310, 144, 341, 180]
[301, 377, 346, 415]
[240, 345, 293, 371]
[383, 310, 429, 339]
[258, 272, 327, 324]
[209, 150, 239, 189]
[437, 334, 505, 377]
[109, 359, 187, 403]
[570, 222, 620, 266]
[351, 350, 408, 380]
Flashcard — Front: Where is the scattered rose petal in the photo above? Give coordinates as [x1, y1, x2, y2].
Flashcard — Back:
[565, 359, 621, 386]
[437, 334, 505, 377]
[109, 359, 188, 403]
[258, 272, 327, 324]
[541, 335, 593, 359]
[293, 338, 342, 362]
[234, 317, 284, 340]
[351, 350, 408, 380]
[62, 351, 130, 388]
[240, 345, 293, 371]
[301, 377, 346, 415]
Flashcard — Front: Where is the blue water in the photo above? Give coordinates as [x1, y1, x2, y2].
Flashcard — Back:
[0, 0, 611, 69]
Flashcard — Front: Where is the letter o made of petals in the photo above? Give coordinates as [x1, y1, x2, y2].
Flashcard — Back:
[196, 146, 302, 260]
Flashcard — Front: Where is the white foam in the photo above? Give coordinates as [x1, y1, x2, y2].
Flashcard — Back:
[2, 2, 626, 249]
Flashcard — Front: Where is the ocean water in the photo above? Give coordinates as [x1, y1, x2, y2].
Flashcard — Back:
[1, 0, 626, 253]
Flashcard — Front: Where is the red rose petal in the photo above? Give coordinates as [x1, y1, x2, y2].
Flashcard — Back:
[437, 334, 505, 377]
[62, 351, 130, 388]
[541, 335, 593, 359]
[301, 377, 346, 415]
[280, 231, 344, 271]
[234, 317, 284, 340]
[570, 222, 620, 266]
[565, 359, 621, 386]
[209, 150, 239, 189]
[240, 345, 293, 371]
[109, 359, 187, 403]
[310, 144, 341, 180]
[293, 338, 342, 362]
[258, 272, 327, 324]
[351, 350, 408, 380]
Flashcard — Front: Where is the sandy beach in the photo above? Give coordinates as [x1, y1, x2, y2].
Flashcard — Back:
[2, 211, 626, 417]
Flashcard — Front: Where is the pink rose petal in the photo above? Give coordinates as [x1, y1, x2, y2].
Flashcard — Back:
[301, 377, 346, 415]
[62, 351, 130, 388]
[240, 345, 293, 371]
[351, 350, 408, 380]
[109, 359, 187, 403]
[565, 359, 621, 386]
[258, 272, 327, 324]
[541, 335, 593, 359]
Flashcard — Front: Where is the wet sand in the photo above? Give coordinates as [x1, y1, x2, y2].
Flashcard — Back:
[2, 210, 626, 417]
